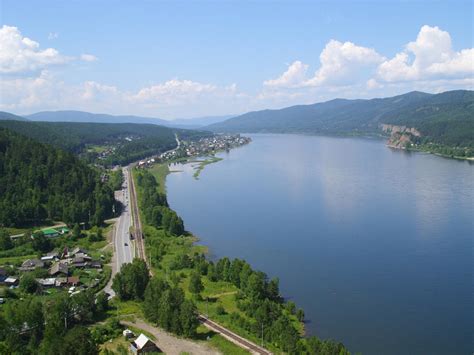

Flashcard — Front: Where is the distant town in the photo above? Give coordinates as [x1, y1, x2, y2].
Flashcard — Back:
[138, 133, 251, 167]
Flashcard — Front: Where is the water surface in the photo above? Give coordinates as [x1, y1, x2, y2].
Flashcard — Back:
[166, 134, 473, 355]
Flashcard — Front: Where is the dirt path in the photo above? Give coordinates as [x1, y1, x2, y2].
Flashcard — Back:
[122, 319, 221, 355]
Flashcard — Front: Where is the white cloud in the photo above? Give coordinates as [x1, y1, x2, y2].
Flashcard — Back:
[47, 32, 59, 40]
[264, 61, 309, 88]
[0, 74, 248, 118]
[377, 25, 474, 82]
[264, 40, 384, 89]
[0, 25, 71, 75]
[80, 54, 98, 62]
[306, 40, 384, 86]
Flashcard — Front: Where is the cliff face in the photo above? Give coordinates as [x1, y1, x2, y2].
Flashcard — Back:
[380, 124, 421, 149]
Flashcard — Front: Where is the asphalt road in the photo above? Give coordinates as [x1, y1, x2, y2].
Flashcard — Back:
[104, 167, 134, 298]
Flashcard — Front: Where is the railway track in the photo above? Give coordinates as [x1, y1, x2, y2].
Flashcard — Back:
[128, 167, 146, 262]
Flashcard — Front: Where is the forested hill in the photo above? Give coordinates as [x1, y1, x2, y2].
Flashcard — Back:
[27, 110, 170, 126]
[207, 90, 474, 148]
[0, 128, 115, 227]
[0, 120, 210, 165]
[0, 111, 29, 121]
[381, 90, 474, 147]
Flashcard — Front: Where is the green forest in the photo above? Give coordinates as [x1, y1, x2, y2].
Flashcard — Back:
[0, 120, 211, 166]
[0, 128, 115, 227]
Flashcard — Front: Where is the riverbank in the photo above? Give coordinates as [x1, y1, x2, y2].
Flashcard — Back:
[135, 157, 349, 354]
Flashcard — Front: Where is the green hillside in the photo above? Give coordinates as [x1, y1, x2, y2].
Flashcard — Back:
[0, 128, 115, 227]
[207, 90, 474, 152]
[0, 111, 29, 121]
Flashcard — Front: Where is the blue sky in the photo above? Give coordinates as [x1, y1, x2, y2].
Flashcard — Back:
[1, 0, 473, 119]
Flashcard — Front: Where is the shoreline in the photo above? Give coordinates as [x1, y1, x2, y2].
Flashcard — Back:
[387, 144, 474, 161]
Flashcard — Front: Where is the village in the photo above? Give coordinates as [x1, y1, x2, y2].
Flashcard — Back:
[146, 133, 251, 166]
[0, 226, 108, 303]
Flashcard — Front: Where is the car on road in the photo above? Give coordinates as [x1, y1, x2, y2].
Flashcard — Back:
[124, 242, 128, 246]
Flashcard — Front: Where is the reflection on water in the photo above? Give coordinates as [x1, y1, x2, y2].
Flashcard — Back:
[166, 134, 473, 355]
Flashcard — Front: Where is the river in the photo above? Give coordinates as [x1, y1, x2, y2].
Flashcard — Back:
[166, 134, 473, 355]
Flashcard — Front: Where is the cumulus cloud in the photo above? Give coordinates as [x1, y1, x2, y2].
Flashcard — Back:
[306, 40, 384, 86]
[264, 41, 384, 89]
[0, 25, 71, 75]
[264, 61, 309, 88]
[377, 25, 474, 82]
[80, 54, 98, 62]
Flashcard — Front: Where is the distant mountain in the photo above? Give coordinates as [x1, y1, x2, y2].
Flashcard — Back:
[206, 90, 474, 148]
[26, 110, 233, 128]
[171, 115, 235, 128]
[0, 111, 29, 121]
[27, 110, 170, 126]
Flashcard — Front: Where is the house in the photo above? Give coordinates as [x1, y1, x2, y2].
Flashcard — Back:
[4, 277, 19, 286]
[36, 278, 56, 287]
[130, 334, 159, 354]
[69, 247, 87, 257]
[123, 329, 134, 338]
[19, 259, 45, 271]
[66, 276, 80, 286]
[41, 228, 60, 238]
[55, 277, 68, 287]
[49, 262, 69, 276]
[88, 260, 102, 269]
[71, 257, 88, 268]
[41, 251, 59, 262]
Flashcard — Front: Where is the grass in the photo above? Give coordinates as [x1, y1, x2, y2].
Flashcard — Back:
[0, 254, 38, 265]
[196, 325, 250, 354]
[147, 163, 170, 194]
[99, 336, 130, 355]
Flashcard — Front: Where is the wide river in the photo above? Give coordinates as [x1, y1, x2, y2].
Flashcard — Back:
[166, 134, 473, 355]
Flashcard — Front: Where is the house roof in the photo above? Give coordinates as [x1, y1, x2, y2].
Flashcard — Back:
[67, 276, 79, 284]
[42, 228, 59, 235]
[134, 334, 154, 350]
[37, 278, 56, 286]
[49, 262, 68, 275]
[22, 259, 44, 268]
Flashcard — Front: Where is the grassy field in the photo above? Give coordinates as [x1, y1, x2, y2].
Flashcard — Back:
[196, 325, 250, 354]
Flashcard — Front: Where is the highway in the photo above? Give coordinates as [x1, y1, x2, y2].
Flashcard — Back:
[104, 167, 134, 297]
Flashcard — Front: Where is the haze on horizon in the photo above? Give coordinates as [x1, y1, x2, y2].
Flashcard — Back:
[0, 0, 473, 119]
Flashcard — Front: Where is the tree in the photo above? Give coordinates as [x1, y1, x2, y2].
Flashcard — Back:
[112, 258, 149, 300]
[95, 292, 109, 314]
[296, 308, 305, 322]
[179, 300, 199, 338]
[20, 273, 39, 294]
[71, 291, 95, 323]
[32, 231, 52, 253]
[0, 228, 13, 250]
[188, 271, 204, 296]
[59, 326, 98, 355]
[73, 223, 81, 239]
